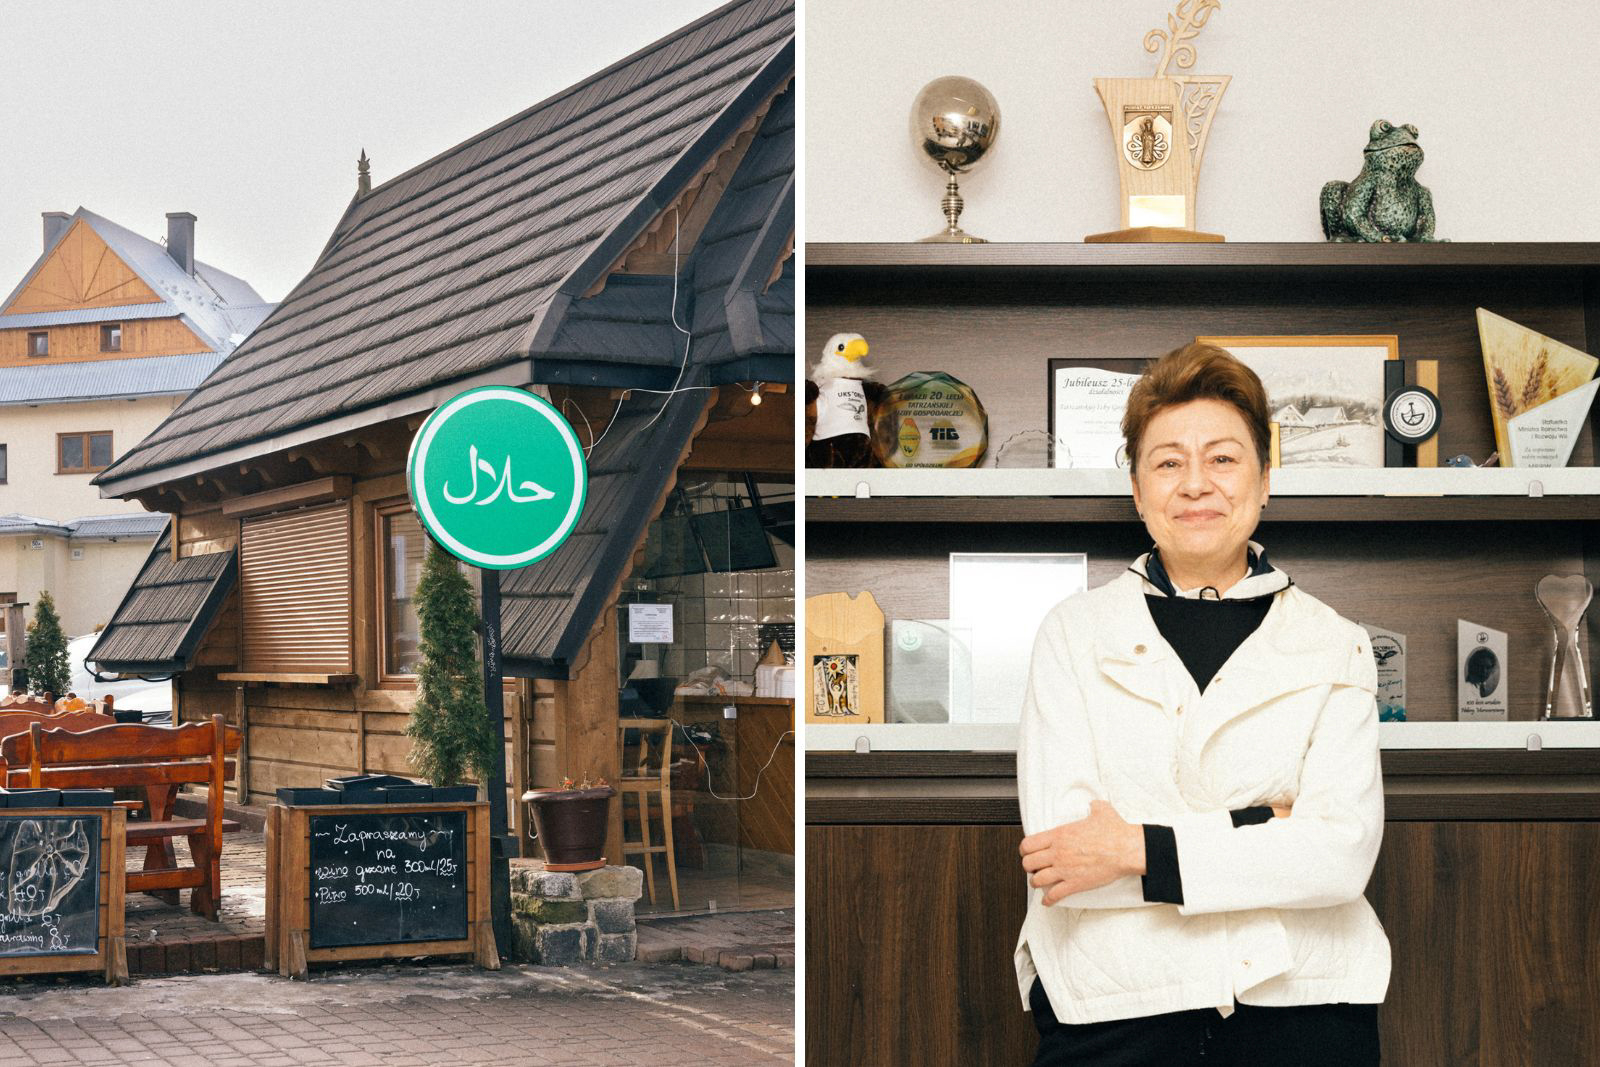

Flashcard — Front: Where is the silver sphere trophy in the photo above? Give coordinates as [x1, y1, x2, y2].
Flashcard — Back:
[910, 76, 1000, 244]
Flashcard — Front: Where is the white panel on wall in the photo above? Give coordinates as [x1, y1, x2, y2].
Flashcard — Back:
[806, 0, 1600, 242]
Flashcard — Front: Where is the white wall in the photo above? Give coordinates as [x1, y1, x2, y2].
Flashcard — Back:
[806, 0, 1600, 242]
[0, 396, 180, 520]
[0, 535, 152, 640]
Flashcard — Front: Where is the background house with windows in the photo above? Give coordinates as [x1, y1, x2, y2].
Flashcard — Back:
[90, 0, 795, 913]
[0, 209, 272, 660]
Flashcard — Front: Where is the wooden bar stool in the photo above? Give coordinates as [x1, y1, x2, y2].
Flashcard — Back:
[618, 718, 680, 911]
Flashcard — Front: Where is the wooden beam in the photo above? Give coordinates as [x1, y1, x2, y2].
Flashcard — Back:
[222, 476, 354, 519]
[552, 600, 622, 865]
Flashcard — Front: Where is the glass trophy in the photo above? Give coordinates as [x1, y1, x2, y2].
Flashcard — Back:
[1536, 574, 1594, 719]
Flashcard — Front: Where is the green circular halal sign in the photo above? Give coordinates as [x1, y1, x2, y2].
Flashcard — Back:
[407, 386, 587, 569]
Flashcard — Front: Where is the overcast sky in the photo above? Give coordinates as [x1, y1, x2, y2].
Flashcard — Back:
[0, 0, 729, 304]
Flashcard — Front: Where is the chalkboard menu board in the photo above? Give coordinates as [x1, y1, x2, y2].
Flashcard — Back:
[309, 811, 468, 950]
[0, 814, 102, 957]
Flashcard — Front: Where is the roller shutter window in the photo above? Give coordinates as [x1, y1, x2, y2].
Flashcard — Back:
[240, 502, 353, 673]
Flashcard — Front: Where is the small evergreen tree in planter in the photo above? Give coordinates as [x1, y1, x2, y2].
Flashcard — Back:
[406, 540, 499, 790]
[24, 590, 70, 699]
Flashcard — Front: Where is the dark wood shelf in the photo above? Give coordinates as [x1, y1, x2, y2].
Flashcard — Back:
[807, 748, 1600, 779]
[807, 778, 1600, 823]
[807, 241, 1600, 271]
[807, 495, 1600, 523]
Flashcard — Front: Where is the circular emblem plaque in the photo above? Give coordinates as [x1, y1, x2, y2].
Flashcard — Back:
[1382, 386, 1441, 444]
[407, 386, 587, 569]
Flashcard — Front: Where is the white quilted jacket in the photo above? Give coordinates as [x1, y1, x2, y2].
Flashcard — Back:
[1014, 564, 1392, 1024]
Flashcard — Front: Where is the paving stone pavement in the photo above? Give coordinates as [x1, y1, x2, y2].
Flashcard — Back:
[0, 959, 793, 1066]
[635, 910, 795, 972]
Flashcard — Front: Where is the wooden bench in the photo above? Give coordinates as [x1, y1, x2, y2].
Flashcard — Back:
[11, 715, 242, 920]
[0, 693, 56, 712]
[0, 710, 147, 815]
[0, 709, 119, 755]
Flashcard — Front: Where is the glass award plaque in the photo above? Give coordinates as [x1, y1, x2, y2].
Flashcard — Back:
[1361, 623, 1406, 721]
[1457, 620, 1509, 721]
[1535, 574, 1594, 719]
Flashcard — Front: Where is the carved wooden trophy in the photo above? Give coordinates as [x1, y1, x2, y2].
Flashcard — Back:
[1088, 0, 1229, 242]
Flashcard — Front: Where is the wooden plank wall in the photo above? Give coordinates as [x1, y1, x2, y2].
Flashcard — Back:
[0, 318, 211, 365]
[4, 219, 162, 314]
[173, 472, 530, 842]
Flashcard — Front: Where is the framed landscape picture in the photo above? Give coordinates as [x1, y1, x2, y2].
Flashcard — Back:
[1198, 335, 1399, 468]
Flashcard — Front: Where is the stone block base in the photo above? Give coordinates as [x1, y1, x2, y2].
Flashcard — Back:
[507, 858, 642, 966]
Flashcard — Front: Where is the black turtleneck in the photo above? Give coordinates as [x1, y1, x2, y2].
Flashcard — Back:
[1136, 548, 1279, 906]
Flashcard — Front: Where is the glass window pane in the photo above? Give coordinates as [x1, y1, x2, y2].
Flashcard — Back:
[60, 436, 83, 471]
[0, 444, 7, 483]
[383, 510, 425, 675]
[88, 433, 112, 468]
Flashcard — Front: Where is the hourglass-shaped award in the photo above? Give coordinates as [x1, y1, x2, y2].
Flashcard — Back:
[1535, 574, 1594, 719]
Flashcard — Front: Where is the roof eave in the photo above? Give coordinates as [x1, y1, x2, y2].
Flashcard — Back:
[93, 361, 533, 498]
[517, 38, 795, 364]
[546, 375, 714, 676]
[725, 172, 794, 359]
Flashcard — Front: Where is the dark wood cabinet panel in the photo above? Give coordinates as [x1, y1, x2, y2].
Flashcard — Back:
[806, 825, 1036, 1067]
[1367, 822, 1600, 1066]
[808, 821, 1600, 1067]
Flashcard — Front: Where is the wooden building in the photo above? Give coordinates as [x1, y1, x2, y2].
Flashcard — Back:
[89, 0, 796, 901]
[0, 209, 271, 643]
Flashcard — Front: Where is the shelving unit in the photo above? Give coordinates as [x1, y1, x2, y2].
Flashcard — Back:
[805, 240, 1600, 738]
[805, 243, 1600, 1067]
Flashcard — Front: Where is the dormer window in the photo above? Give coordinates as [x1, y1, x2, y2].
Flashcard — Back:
[100, 323, 122, 352]
[27, 332, 47, 357]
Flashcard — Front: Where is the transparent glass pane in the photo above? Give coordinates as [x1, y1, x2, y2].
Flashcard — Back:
[621, 476, 795, 916]
[60, 436, 83, 471]
[88, 434, 112, 469]
[383, 511, 425, 675]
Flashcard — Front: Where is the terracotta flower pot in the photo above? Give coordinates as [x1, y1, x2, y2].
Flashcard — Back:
[522, 785, 614, 872]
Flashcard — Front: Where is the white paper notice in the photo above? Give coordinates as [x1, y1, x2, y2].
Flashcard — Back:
[628, 604, 674, 644]
[1053, 367, 1140, 468]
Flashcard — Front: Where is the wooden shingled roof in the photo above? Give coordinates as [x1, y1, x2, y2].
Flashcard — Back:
[96, 0, 794, 497]
[84, 524, 237, 678]
[499, 388, 711, 677]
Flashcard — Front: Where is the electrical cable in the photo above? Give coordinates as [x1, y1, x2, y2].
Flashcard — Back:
[665, 716, 793, 802]
[578, 206, 697, 455]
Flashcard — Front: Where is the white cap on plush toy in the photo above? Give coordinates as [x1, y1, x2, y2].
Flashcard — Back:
[813, 332, 873, 382]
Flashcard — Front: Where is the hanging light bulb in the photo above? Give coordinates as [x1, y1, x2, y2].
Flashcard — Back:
[749, 382, 764, 406]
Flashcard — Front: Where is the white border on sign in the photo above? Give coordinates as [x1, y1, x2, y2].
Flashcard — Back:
[408, 386, 588, 568]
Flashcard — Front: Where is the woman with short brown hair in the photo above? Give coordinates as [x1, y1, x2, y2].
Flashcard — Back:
[1015, 343, 1390, 1065]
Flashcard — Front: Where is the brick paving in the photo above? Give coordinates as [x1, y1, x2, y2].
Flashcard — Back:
[636, 910, 794, 971]
[121, 831, 266, 975]
[0, 960, 792, 1065]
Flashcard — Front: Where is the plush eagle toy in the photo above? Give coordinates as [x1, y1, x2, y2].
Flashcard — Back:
[805, 332, 883, 468]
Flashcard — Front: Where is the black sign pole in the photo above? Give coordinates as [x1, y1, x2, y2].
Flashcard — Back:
[479, 566, 512, 958]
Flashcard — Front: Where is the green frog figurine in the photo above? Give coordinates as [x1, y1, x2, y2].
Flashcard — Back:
[1320, 120, 1444, 242]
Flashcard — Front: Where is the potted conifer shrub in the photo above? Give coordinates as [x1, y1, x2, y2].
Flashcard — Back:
[406, 540, 499, 793]
[24, 591, 70, 700]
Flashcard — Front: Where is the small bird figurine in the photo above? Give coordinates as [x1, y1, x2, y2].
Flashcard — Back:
[806, 333, 882, 468]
